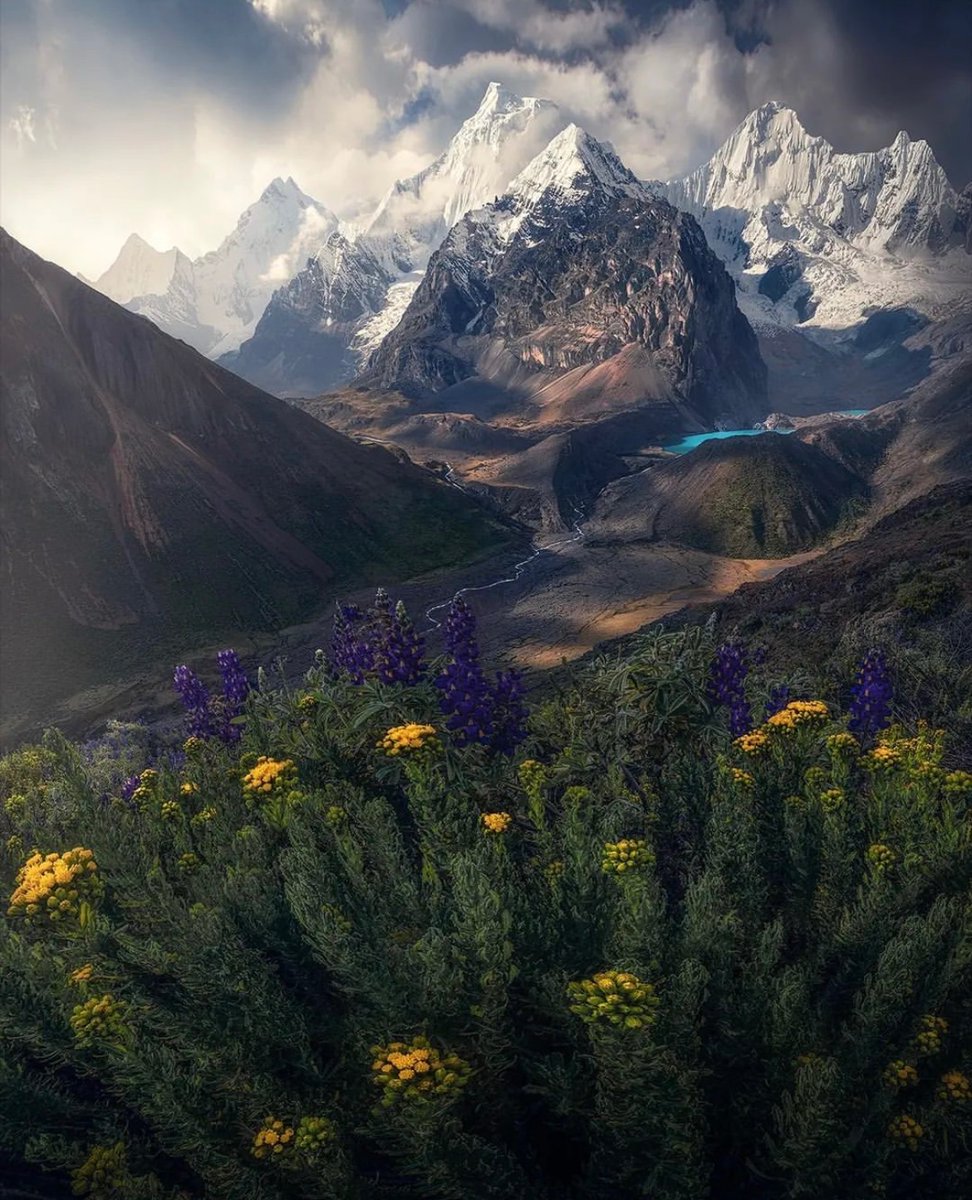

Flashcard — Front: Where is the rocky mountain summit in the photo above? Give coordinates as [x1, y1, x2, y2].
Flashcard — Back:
[364, 125, 767, 436]
[223, 83, 566, 396]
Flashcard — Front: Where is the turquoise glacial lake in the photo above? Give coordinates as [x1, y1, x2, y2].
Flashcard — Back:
[664, 411, 869, 455]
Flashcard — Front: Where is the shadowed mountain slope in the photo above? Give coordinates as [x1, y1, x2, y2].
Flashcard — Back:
[0, 230, 512, 732]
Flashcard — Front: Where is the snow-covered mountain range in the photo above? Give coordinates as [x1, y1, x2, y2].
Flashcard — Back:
[91, 177, 340, 355]
[90, 85, 970, 401]
[654, 101, 970, 332]
[220, 82, 567, 395]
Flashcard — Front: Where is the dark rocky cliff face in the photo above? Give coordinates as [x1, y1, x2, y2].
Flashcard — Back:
[365, 194, 767, 432]
[220, 233, 394, 397]
[0, 229, 510, 732]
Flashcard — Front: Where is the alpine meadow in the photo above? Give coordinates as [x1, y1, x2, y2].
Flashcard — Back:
[1, 2, 971, 1199]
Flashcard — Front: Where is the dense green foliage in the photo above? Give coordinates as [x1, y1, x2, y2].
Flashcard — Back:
[1, 629, 970, 1199]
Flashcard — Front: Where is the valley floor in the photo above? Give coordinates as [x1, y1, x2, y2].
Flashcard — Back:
[279, 537, 820, 678]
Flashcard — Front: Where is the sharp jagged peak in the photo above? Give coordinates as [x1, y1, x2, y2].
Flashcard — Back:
[508, 122, 643, 203]
[257, 175, 316, 206]
[472, 80, 555, 120]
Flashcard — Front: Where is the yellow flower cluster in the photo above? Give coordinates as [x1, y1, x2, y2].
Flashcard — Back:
[943, 770, 972, 796]
[887, 1113, 924, 1151]
[544, 859, 565, 881]
[180, 781, 198, 796]
[70, 994, 129, 1049]
[936, 1069, 971, 1103]
[7, 847, 102, 925]
[826, 732, 860, 756]
[566, 970, 660, 1030]
[183, 736, 206, 755]
[370, 1036, 472, 1107]
[177, 852, 200, 874]
[863, 745, 901, 771]
[883, 1061, 918, 1089]
[160, 799, 181, 820]
[69, 963, 95, 987]
[866, 843, 897, 874]
[296, 692, 320, 711]
[251, 1116, 294, 1159]
[191, 806, 217, 826]
[819, 788, 845, 814]
[243, 757, 296, 795]
[70, 1141, 128, 1197]
[734, 730, 770, 755]
[912, 1014, 948, 1055]
[294, 1115, 336, 1153]
[377, 724, 438, 756]
[730, 768, 755, 790]
[481, 811, 512, 834]
[601, 839, 654, 875]
[765, 700, 829, 730]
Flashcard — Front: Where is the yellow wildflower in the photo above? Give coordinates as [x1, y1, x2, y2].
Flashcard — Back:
[888, 1113, 924, 1151]
[882, 1060, 919, 1089]
[766, 700, 829, 730]
[601, 839, 654, 875]
[294, 1115, 336, 1154]
[69, 963, 95, 986]
[912, 1014, 948, 1056]
[180, 781, 198, 796]
[370, 1036, 472, 1107]
[730, 768, 755, 790]
[734, 730, 770, 755]
[866, 843, 897, 875]
[252, 1116, 295, 1159]
[566, 970, 659, 1030]
[481, 811, 512, 834]
[826, 732, 859, 756]
[936, 1069, 971, 1103]
[943, 770, 972, 796]
[864, 744, 902, 771]
[7, 846, 102, 926]
[70, 994, 130, 1049]
[377, 723, 439, 756]
[819, 788, 845, 814]
[242, 757, 296, 795]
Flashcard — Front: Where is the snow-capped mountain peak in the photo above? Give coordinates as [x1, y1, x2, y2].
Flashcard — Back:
[365, 81, 565, 261]
[93, 233, 186, 305]
[508, 123, 645, 207]
[657, 101, 969, 331]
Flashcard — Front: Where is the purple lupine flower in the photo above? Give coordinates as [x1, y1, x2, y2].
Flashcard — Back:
[215, 649, 250, 742]
[435, 597, 494, 745]
[490, 668, 529, 756]
[765, 684, 791, 718]
[849, 649, 894, 740]
[708, 640, 752, 737]
[378, 600, 426, 685]
[120, 775, 141, 802]
[172, 665, 214, 738]
[330, 603, 372, 682]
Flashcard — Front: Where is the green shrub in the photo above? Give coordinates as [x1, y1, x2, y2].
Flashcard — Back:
[1, 634, 969, 1199]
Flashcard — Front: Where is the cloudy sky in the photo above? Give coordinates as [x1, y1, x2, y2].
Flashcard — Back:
[2, 0, 969, 278]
